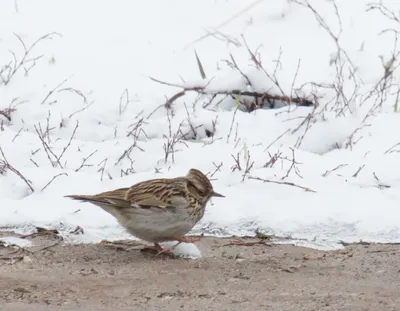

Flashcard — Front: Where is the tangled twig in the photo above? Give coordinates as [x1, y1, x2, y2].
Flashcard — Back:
[0, 146, 34, 193]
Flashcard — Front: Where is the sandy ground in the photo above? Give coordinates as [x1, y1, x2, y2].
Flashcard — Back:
[1, 230, 400, 311]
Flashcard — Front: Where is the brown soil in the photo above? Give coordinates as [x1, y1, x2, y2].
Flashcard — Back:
[1, 230, 400, 311]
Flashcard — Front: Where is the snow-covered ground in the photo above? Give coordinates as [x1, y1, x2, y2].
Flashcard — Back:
[1, 0, 400, 251]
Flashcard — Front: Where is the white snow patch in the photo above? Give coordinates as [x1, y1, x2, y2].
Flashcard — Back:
[0, 236, 33, 248]
[161, 242, 202, 259]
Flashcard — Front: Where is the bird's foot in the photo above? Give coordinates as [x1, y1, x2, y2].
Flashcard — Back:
[141, 243, 176, 258]
[142, 236, 202, 257]
[141, 243, 163, 252]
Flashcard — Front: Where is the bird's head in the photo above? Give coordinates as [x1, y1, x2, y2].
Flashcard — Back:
[186, 168, 225, 202]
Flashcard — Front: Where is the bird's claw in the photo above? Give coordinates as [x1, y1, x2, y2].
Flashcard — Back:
[141, 243, 176, 258]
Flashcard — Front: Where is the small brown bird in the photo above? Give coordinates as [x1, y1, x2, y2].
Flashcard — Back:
[65, 168, 224, 254]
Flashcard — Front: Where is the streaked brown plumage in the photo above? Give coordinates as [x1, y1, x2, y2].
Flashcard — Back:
[65, 168, 224, 254]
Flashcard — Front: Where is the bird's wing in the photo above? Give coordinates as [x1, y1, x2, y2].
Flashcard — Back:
[125, 179, 189, 210]
[66, 179, 189, 213]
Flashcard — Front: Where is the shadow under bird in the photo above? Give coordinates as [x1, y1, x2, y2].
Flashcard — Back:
[65, 168, 224, 254]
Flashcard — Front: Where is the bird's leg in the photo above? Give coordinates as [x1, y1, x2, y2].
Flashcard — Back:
[143, 243, 163, 252]
[142, 243, 164, 252]
[141, 243, 175, 257]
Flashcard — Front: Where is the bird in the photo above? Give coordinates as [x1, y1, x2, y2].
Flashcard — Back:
[65, 168, 224, 255]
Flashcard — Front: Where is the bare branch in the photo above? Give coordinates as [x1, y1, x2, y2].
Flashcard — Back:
[41, 173, 68, 192]
[264, 151, 282, 168]
[0, 146, 34, 193]
[384, 141, 400, 154]
[57, 120, 79, 165]
[230, 153, 242, 172]
[150, 76, 314, 110]
[226, 96, 240, 143]
[75, 150, 98, 172]
[118, 88, 138, 115]
[97, 158, 108, 181]
[281, 148, 302, 180]
[264, 129, 290, 151]
[207, 162, 223, 179]
[116, 118, 145, 165]
[352, 165, 365, 178]
[34, 123, 63, 168]
[321, 164, 348, 177]
[40, 77, 69, 105]
[0, 108, 17, 121]
[249, 176, 316, 192]
[230, 147, 254, 181]
[12, 127, 23, 142]
[1, 32, 61, 85]
[163, 113, 187, 164]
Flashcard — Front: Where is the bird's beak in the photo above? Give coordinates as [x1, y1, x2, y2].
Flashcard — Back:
[212, 190, 225, 198]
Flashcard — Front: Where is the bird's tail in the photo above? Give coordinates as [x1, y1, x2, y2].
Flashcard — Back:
[64, 191, 132, 210]
[65, 193, 132, 222]
[64, 194, 98, 203]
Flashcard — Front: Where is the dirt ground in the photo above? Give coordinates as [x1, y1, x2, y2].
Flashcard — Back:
[1, 231, 400, 311]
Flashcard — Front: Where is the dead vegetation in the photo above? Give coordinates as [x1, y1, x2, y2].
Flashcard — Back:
[149, 40, 314, 114]
[0, 32, 103, 190]
[0, 32, 61, 86]
[0, 146, 34, 193]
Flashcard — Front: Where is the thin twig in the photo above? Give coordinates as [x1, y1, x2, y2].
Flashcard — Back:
[75, 150, 98, 172]
[264, 129, 290, 151]
[34, 124, 62, 168]
[40, 77, 69, 105]
[352, 165, 365, 178]
[0, 146, 34, 192]
[57, 120, 79, 164]
[249, 176, 316, 192]
[41, 173, 68, 192]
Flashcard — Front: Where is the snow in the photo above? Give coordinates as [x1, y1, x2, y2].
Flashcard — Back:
[1, 0, 400, 254]
[0, 236, 33, 248]
[162, 242, 202, 259]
